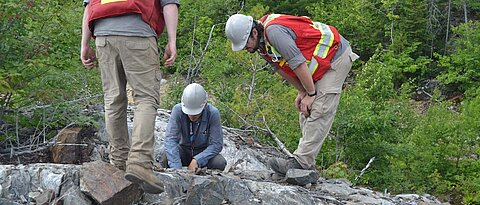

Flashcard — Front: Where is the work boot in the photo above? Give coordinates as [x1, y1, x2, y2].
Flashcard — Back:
[125, 164, 164, 194]
[268, 157, 303, 176]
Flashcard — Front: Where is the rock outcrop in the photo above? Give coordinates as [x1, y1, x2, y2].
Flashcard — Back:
[0, 108, 449, 205]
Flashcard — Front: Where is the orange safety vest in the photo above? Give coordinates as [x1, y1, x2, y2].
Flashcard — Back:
[87, 0, 165, 37]
[259, 14, 341, 81]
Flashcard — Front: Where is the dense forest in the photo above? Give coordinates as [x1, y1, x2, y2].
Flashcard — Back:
[1, 0, 479, 204]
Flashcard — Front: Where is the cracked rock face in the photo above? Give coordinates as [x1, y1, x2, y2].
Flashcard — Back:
[0, 108, 448, 205]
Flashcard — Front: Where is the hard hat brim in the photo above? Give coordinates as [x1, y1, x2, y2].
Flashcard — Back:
[231, 41, 246, 51]
[226, 14, 253, 52]
[181, 102, 205, 115]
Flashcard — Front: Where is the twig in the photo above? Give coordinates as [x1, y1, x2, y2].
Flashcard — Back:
[17, 94, 102, 111]
[156, 108, 172, 117]
[238, 0, 245, 13]
[15, 111, 19, 147]
[49, 123, 76, 144]
[187, 16, 198, 83]
[190, 23, 226, 80]
[55, 143, 88, 147]
[311, 194, 343, 205]
[1, 123, 76, 157]
[261, 116, 293, 157]
[444, 0, 452, 55]
[354, 157, 375, 183]
[215, 100, 249, 125]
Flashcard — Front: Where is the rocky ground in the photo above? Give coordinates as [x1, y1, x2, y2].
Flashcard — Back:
[0, 106, 449, 205]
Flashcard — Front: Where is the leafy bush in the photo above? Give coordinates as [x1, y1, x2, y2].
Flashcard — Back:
[438, 21, 480, 95]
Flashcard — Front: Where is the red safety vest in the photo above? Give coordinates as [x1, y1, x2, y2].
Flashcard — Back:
[87, 0, 165, 37]
[259, 14, 341, 81]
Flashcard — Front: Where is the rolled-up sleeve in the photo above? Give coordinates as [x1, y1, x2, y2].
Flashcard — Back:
[193, 108, 223, 167]
[165, 104, 183, 169]
[160, 0, 180, 7]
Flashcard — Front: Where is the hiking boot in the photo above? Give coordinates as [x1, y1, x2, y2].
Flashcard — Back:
[125, 164, 164, 194]
[268, 157, 303, 176]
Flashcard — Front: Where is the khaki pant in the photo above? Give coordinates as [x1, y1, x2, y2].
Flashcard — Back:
[293, 45, 358, 168]
[96, 36, 162, 169]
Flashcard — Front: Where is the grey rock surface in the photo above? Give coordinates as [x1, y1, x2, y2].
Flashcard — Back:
[0, 108, 449, 205]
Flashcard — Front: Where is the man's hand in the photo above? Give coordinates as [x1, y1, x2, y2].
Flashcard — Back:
[163, 41, 177, 67]
[187, 159, 199, 171]
[295, 91, 305, 112]
[81, 45, 96, 68]
[300, 95, 315, 117]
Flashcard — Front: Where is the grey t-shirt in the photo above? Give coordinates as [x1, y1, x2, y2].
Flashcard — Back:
[265, 24, 348, 70]
[84, 0, 179, 37]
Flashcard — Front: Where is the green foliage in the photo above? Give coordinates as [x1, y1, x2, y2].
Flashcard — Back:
[355, 44, 430, 101]
[160, 73, 185, 109]
[256, 0, 317, 16]
[383, 97, 480, 201]
[1, 0, 479, 203]
[322, 161, 353, 180]
[0, 0, 102, 111]
[0, 0, 102, 142]
[307, 0, 388, 59]
[1, 101, 101, 144]
[437, 21, 480, 94]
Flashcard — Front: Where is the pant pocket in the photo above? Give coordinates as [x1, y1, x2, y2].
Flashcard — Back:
[349, 52, 359, 62]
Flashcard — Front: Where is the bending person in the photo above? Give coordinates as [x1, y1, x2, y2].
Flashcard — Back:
[225, 14, 358, 176]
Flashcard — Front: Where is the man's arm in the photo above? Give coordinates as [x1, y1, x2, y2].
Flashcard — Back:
[192, 109, 223, 168]
[165, 105, 183, 169]
[162, 3, 178, 66]
[292, 62, 316, 116]
[266, 25, 316, 115]
[80, 3, 96, 68]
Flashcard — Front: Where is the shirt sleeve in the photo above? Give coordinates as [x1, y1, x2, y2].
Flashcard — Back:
[265, 24, 306, 70]
[193, 107, 223, 167]
[165, 104, 183, 169]
[160, 0, 180, 7]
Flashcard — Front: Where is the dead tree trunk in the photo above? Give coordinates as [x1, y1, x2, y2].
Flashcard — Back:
[444, 0, 452, 55]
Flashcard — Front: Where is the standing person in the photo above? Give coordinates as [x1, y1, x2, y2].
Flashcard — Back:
[225, 14, 359, 176]
[162, 83, 227, 171]
[80, 0, 179, 194]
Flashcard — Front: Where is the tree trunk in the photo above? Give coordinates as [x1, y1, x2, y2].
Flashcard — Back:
[444, 0, 451, 55]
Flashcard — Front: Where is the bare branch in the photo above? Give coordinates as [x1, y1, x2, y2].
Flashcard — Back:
[354, 157, 375, 184]
[187, 16, 198, 83]
[444, 0, 452, 55]
[261, 116, 293, 157]
[17, 94, 103, 111]
[187, 22, 226, 83]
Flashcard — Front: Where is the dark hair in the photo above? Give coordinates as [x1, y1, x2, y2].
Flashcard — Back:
[251, 20, 264, 38]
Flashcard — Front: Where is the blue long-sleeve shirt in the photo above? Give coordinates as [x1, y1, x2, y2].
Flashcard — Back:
[165, 103, 223, 169]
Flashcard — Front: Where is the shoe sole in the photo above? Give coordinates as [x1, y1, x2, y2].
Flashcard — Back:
[125, 172, 164, 194]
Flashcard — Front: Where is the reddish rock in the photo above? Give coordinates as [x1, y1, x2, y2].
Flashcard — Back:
[80, 161, 142, 205]
[51, 127, 82, 164]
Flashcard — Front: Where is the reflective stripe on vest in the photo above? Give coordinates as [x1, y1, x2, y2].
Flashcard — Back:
[262, 14, 336, 75]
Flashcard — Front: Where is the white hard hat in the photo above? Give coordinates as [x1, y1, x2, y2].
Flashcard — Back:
[225, 14, 253, 51]
[181, 83, 207, 115]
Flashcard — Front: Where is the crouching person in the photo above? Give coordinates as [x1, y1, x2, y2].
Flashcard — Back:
[162, 83, 227, 171]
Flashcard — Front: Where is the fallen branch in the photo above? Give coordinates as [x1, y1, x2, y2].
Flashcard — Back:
[354, 157, 375, 184]
[0, 123, 76, 157]
[261, 116, 293, 157]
